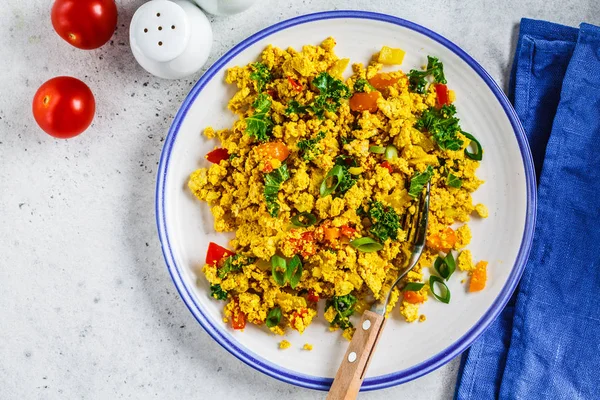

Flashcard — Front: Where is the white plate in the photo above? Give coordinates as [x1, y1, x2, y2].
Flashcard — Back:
[155, 10, 536, 391]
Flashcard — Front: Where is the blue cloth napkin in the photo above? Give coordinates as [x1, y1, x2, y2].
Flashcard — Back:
[455, 18, 600, 399]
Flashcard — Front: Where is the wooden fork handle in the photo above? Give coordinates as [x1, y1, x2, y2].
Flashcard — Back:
[327, 311, 386, 400]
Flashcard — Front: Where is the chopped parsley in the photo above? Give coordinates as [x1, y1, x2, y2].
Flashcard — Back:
[326, 294, 357, 329]
[310, 72, 351, 119]
[209, 284, 228, 301]
[415, 105, 464, 151]
[353, 78, 375, 93]
[368, 201, 401, 242]
[245, 93, 273, 142]
[249, 62, 271, 92]
[297, 131, 325, 160]
[264, 164, 290, 217]
[218, 254, 256, 279]
[446, 172, 463, 188]
[408, 165, 434, 198]
[407, 56, 447, 94]
[285, 100, 309, 115]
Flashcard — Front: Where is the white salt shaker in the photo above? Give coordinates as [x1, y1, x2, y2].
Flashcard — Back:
[130, 0, 212, 79]
[193, 0, 257, 16]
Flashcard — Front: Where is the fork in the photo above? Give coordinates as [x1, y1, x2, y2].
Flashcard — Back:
[327, 182, 431, 400]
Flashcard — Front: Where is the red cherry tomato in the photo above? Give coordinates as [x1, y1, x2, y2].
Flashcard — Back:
[32, 77, 95, 139]
[206, 148, 230, 164]
[205, 242, 234, 266]
[51, 0, 118, 50]
[435, 84, 450, 107]
[307, 289, 319, 303]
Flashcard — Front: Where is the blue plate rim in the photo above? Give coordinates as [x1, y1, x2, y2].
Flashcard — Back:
[155, 10, 537, 392]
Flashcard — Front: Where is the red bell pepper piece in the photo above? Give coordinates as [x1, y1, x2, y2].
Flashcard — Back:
[380, 161, 393, 173]
[434, 83, 450, 107]
[206, 148, 230, 164]
[287, 77, 303, 91]
[205, 242, 234, 266]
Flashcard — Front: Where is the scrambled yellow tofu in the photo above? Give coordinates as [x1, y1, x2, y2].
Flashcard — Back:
[188, 38, 486, 338]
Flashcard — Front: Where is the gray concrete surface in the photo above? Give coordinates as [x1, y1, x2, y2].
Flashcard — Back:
[1, 0, 598, 399]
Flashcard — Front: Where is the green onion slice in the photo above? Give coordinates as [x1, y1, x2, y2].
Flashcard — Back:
[434, 252, 456, 280]
[291, 212, 317, 227]
[266, 307, 282, 328]
[384, 145, 398, 160]
[369, 145, 386, 154]
[271, 254, 286, 286]
[429, 275, 451, 303]
[403, 282, 425, 292]
[349, 237, 383, 252]
[286, 255, 303, 289]
[320, 165, 344, 197]
[462, 132, 483, 161]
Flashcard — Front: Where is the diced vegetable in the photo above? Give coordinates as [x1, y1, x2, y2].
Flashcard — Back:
[291, 212, 317, 227]
[297, 131, 325, 161]
[264, 164, 290, 217]
[368, 200, 400, 242]
[403, 282, 426, 292]
[407, 56, 446, 94]
[266, 307, 282, 328]
[210, 284, 228, 301]
[384, 145, 398, 160]
[414, 105, 464, 151]
[447, 172, 462, 188]
[287, 77, 303, 91]
[232, 308, 246, 330]
[256, 141, 290, 162]
[245, 93, 273, 142]
[307, 289, 320, 303]
[369, 145, 386, 154]
[378, 46, 406, 65]
[434, 251, 456, 280]
[349, 92, 380, 112]
[368, 73, 400, 89]
[426, 227, 458, 252]
[403, 290, 425, 304]
[325, 294, 357, 329]
[349, 237, 383, 252]
[469, 261, 488, 292]
[323, 227, 341, 243]
[328, 58, 350, 77]
[310, 72, 351, 119]
[340, 225, 357, 238]
[380, 161, 393, 174]
[206, 148, 230, 164]
[408, 165, 434, 198]
[434, 83, 450, 107]
[205, 242, 234, 267]
[250, 62, 271, 92]
[429, 275, 451, 304]
[347, 166, 363, 175]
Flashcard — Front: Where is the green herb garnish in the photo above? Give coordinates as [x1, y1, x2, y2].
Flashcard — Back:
[286, 255, 303, 289]
[429, 275, 451, 303]
[297, 131, 325, 161]
[349, 237, 384, 252]
[218, 254, 255, 279]
[403, 282, 426, 292]
[270, 254, 303, 288]
[368, 200, 400, 242]
[245, 93, 273, 142]
[408, 165, 434, 198]
[291, 212, 317, 227]
[320, 163, 356, 198]
[463, 132, 483, 161]
[210, 284, 228, 300]
[353, 78, 375, 93]
[249, 62, 271, 92]
[447, 172, 463, 188]
[434, 252, 456, 280]
[266, 307, 282, 328]
[285, 100, 309, 115]
[326, 294, 357, 329]
[407, 56, 446, 94]
[310, 72, 351, 119]
[415, 105, 464, 151]
[264, 164, 290, 217]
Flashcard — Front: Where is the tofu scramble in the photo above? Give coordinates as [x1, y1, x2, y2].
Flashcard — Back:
[188, 38, 488, 340]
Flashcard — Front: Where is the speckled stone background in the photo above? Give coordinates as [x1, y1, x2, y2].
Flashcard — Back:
[1, 1, 598, 398]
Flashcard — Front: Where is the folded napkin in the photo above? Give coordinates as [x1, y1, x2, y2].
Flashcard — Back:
[455, 19, 600, 399]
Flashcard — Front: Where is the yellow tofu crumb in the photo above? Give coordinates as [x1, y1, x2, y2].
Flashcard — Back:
[458, 250, 475, 272]
[279, 340, 291, 350]
[419, 314, 427, 322]
[303, 343, 313, 351]
[475, 203, 489, 218]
